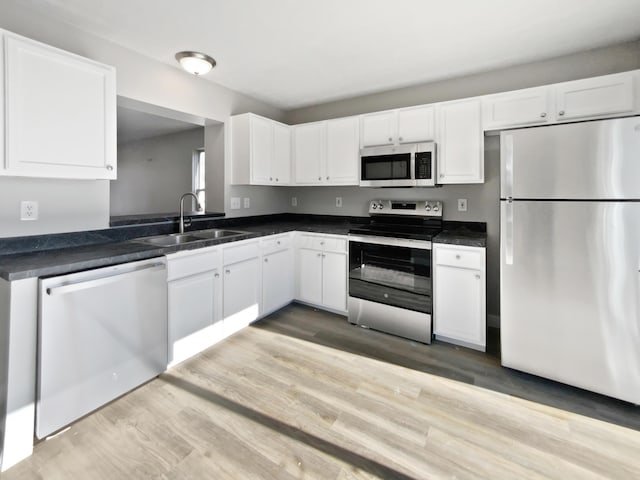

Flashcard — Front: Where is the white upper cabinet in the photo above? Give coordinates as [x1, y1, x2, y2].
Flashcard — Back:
[554, 71, 635, 121]
[0, 30, 116, 179]
[437, 98, 484, 184]
[482, 87, 552, 130]
[325, 116, 359, 184]
[397, 105, 435, 143]
[361, 105, 434, 147]
[230, 113, 291, 185]
[293, 121, 325, 184]
[294, 117, 359, 185]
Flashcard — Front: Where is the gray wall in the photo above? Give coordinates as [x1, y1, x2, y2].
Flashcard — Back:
[0, 1, 286, 237]
[111, 128, 204, 215]
[283, 40, 640, 321]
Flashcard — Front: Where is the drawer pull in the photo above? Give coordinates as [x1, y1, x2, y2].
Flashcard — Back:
[456, 254, 461, 259]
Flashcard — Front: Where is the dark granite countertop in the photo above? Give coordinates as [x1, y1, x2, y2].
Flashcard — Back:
[0, 215, 366, 281]
[433, 221, 487, 248]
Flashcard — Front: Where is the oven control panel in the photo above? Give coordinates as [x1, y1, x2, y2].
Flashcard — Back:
[369, 200, 443, 217]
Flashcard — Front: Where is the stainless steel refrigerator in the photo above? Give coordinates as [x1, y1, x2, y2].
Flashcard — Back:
[500, 117, 640, 404]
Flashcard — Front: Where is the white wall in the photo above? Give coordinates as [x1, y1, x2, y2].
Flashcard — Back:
[111, 128, 203, 216]
[0, 1, 286, 237]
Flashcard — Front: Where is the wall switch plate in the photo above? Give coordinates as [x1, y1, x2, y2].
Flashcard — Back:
[336, 197, 342, 208]
[230, 197, 241, 209]
[243, 197, 250, 209]
[291, 196, 297, 207]
[20, 200, 39, 221]
[457, 198, 468, 212]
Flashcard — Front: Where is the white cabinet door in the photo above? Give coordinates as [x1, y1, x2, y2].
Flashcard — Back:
[321, 251, 347, 312]
[397, 105, 435, 143]
[326, 117, 359, 185]
[168, 269, 221, 367]
[272, 122, 291, 184]
[262, 248, 294, 315]
[361, 111, 396, 147]
[250, 115, 273, 185]
[297, 248, 324, 305]
[223, 258, 261, 328]
[482, 87, 551, 129]
[294, 123, 324, 184]
[2, 33, 116, 179]
[433, 245, 486, 351]
[554, 72, 635, 121]
[437, 98, 483, 184]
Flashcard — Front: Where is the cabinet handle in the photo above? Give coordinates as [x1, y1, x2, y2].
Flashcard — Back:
[398, 136, 403, 141]
[225, 269, 231, 274]
[475, 274, 481, 279]
[270, 177, 273, 181]
[440, 173, 444, 178]
[318, 176, 322, 181]
[276, 240, 281, 245]
[106, 165, 114, 171]
[320, 241, 324, 245]
[317, 253, 322, 257]
[456, 254, 461, 259]
[540, 112, 547, 118]
[326, 176, 329, 180]
[321, 253, 326, 258]
[214, 273, 220, 278]
[264, 258, 268, 263]
[275, 178, 279, 182]
[388, 137, 393, 142]
[558, 110, 565, 116]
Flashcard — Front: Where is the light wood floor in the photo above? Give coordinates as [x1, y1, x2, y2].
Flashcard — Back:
[3, 304, 640, 479]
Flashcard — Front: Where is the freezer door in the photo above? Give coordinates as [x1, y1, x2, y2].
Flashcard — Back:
[500, 200, 640, 404]
[501, 117, 640, 199]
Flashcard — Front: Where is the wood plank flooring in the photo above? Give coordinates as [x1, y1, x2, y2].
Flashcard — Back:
[3, 303, 640, 479]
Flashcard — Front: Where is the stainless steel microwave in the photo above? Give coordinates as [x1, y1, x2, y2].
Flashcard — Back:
[359, 142, 437, 187]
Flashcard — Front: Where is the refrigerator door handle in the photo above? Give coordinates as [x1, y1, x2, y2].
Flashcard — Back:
[505, 199, 514, 265]
[503, 134, 514, 198]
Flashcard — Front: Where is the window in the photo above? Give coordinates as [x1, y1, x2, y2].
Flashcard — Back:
[192, 148, 205, 212]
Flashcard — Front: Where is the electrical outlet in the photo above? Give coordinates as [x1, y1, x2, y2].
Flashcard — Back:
[457, 198, 468, 212]
[20, 201, 39, 221]
[230, 197, 241, 209]
[336, 197, 342, 208]
[243, 197, 250, 209]
[291, 196, 298, 207]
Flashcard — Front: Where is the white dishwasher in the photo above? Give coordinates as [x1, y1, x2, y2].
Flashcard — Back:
[37, 257, 167, 439]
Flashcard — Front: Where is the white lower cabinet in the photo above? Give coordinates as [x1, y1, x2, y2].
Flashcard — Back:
[295, 233, 347, 313]
[167, 247, 222, 367]
[433, 244, 486, 351]
[223, 240, 261, 334]
[261, 234, 294, 315]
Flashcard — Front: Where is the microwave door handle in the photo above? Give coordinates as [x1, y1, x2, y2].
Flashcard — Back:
[410, 149, 416, 181]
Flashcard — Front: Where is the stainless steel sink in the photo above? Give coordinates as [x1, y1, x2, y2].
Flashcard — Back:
[193, 229, 249, 239]
[134, 233, 204, 246]
[134, 229, 250, 247]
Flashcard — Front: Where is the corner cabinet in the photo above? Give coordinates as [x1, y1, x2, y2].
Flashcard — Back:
[436, 98, 484, 184]
[433, 244, 486, 351]
[0, 30, 117, 179]
[230, 113, 291, 185]
[293, 117, 359, 185]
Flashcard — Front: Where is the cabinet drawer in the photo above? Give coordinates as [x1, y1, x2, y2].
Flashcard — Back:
[261, 233, 292, 255]
[167, 247, 220, 281]
[295, 234, 347, 252]
[223, 240, 260, 265]
[322, 237, 347, 253]
[435, 247, 483, 269]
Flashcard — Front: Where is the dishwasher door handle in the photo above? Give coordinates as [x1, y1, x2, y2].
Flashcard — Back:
[46, 262, 165, 296]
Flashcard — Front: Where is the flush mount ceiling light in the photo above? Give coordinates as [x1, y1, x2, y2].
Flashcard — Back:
[175, 51, 216, 75]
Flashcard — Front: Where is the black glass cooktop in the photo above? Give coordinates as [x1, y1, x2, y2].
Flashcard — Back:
[349, 219, 442, 242]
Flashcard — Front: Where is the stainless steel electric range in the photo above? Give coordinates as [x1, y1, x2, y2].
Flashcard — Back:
[347, 199, 443, 343]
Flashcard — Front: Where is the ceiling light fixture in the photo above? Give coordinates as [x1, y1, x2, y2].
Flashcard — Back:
[175, 51, 216, 75]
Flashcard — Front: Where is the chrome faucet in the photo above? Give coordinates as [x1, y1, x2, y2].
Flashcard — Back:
[179, 193, 201, 233]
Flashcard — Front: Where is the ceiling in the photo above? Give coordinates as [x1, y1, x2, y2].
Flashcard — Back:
[16, 0, 640, 110]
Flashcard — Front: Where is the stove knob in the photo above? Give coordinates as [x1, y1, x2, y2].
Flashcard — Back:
[371, 203, 377, 209]
[425, 205, 431, 212]
[433, 205, 439, 212]
[378, 203, 384, 210]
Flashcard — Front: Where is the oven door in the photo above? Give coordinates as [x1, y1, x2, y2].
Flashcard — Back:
[348, 235, 432, 313]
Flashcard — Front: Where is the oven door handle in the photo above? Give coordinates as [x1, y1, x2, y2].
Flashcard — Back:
[348, 234, 432, 250]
